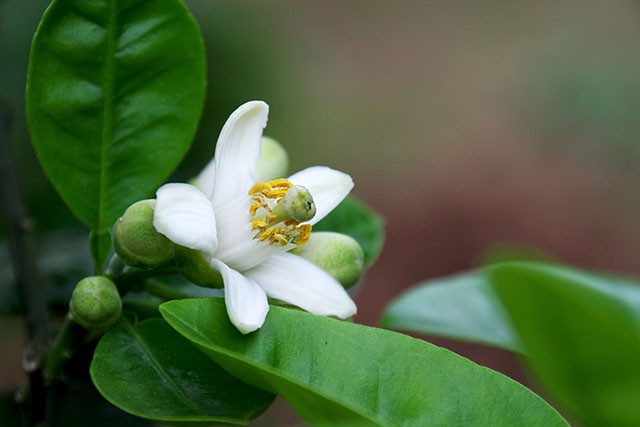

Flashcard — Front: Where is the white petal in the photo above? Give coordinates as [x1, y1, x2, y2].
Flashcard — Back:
[288, 166, 354, 225]
[193, 157, 215, 199]
[214, 196, 289, 271]
[212, 259, 269, 334]
[211, 101, 269, 210]
[245, 252, 357, 319]
[153, 183, 218, 255]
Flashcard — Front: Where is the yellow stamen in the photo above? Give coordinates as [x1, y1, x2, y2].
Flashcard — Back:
[295, 224, 311, 246]
[252, 219, 268, 230]
[248, 178, 313, 248]
[248, 179, 292, 199]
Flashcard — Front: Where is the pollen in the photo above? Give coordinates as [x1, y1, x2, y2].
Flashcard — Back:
[249, 179, 292, 199]
[248, 179, 314, 247]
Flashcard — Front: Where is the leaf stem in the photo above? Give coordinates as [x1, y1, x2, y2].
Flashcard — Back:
[0, 98, 50, 425]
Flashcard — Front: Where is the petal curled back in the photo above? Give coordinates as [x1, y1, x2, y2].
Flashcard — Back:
[245, 252, 357, 319]
[211, 101, 269, 209]
[212, 259, 269, 334]
[287, 166, 354, 225]
[153, 183, 218, 255]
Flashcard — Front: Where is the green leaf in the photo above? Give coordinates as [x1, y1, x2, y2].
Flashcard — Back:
[26, 0, 205, 245]
[90, 318, 274, 424]
[490, 262, 640, 427]
[380, 270, 524, 353]
[314, 196, 384, 267]
[161, 298, 568, 427]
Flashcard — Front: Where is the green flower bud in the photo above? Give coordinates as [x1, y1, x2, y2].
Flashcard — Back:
[292, 232, 364, 288]
[113, 199, 173, 269]
[174, 245, 223, 288]
[70, 276, 122, 331]
[254, 136, 289, 181]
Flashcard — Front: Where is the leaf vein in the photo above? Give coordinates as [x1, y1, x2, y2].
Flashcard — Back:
[163, 309, 387, 426]
[120, 321, 204, 415]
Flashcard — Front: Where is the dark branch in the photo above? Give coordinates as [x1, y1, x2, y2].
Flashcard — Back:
[0, 98, 50, 426]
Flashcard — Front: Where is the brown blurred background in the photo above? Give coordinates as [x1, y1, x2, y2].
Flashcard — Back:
[3, 0, 640, 425]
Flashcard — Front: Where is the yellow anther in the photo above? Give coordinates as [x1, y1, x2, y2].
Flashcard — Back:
[248, 179, 293, 199]
[248, 181, 269, 196]
[258, 228, 275, 242]
[250, 201, 262, 216]
[266, 178, 293, 189]
[271, 234, 290, 246]
[296, 224, 312, 246]
[252, 220, 268, 230]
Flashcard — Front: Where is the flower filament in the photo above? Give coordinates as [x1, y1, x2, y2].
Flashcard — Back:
[249, 179, 315, 247]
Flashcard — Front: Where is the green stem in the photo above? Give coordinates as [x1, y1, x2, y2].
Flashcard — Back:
[113, 263, 177, 290]
[145, 280, 192, 301]
[104, 254, 126, 278]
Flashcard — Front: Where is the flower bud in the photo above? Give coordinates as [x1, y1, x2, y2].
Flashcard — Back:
[174, 245, 223, 288]
[70, 276, 121, 330]
[254, 136, 289, 182]
[292, 232, 364, 288]
[113, 200, 173, 269]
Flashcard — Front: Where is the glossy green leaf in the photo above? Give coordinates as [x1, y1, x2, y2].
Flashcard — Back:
[491, 262, 640, 427]
[90, 318, 275, 424]
[314, 196, 384, 267]
[26, 0, 206, 267]
[161, 298, 568, 427]
[381, 270, 524, 353]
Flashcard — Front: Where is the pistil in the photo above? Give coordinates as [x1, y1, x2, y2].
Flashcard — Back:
[248, 179, 316, 247]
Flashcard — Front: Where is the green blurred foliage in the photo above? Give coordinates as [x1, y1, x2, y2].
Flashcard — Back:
[524, 50, 640, 170]
[382, 260, 640, 427]
[491, 262, 640, 427]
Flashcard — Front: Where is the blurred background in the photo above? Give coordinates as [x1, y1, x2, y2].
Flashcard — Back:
[3, 0, 640, 424]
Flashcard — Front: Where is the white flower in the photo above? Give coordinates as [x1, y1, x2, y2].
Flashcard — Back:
[153, 101, 357, 334]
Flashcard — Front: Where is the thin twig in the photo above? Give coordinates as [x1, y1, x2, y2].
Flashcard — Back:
[0, 98, 50, 426]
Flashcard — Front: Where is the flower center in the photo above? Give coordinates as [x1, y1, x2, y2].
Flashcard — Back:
[248, 179, 315, 247]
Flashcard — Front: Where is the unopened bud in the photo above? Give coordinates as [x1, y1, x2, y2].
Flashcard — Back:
[254, 136, 289, 182]
[113, 200, 173, 269]
[174, 245, 223, 288]
[70, 276, 121, 330]
[292, 232, 364, 288]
